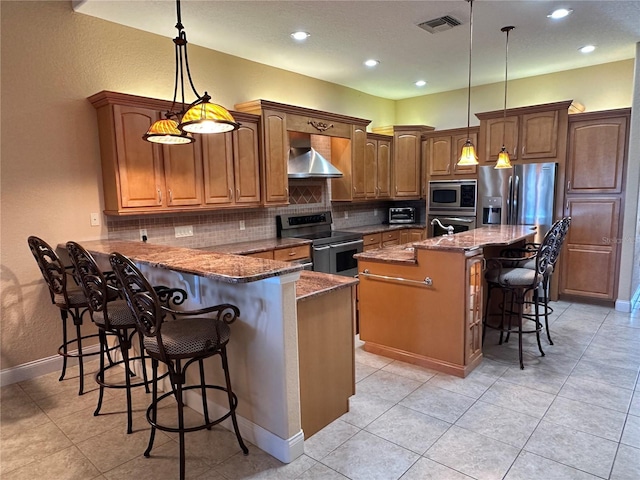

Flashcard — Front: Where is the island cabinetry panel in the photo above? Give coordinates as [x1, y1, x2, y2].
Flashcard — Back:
[558, 109, 630, 303]
[297, 286, 355, 438]
[477, 100, 572, 164]
[391, 125, 434, 199]
[424, 127, 479, 179]
[202, 115, 261, 206]
[365, 134, 392, 200]
[358, 248, 483, 377]
[400, 228, 426, 244]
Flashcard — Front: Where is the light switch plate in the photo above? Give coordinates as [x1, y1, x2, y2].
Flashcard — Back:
[90, 212, 100, 226]
[344, 211, 349, 219]
[239, 220, 246, 230]
[175, 225, 194, 238]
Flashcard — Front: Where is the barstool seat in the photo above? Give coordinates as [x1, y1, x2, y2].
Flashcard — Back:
[143, 318, 231, 357]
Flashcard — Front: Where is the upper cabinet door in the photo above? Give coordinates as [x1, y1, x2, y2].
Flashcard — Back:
[520, 111, 558, 159]
[394, 132, 421, 198]
[376, 139, 392, 199]
[566, 115, 628, 194]
[113, 105, 165, 208]
[262, 110, 289, 205]
[202, 132, 234, 205]
[452, 131, 477, 176]
[352, 127, 367, 199]
[365, 140, 377, 199]
[163, 142, 203, 206]
[233, 121, 261, 205]
[427, 136, 453, 177]
[482, 116, 519, 163]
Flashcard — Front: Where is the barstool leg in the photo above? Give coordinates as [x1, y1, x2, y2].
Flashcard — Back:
[144, 358, 158, 458]
[534, 292, 545, 357]
[75, 321, 85, 395]
[221, 346, 248, 455]
[94, 330, 106, 417]
[174, 361, 186, 480]
[138, 333, 150, 394]
[517, 292, 524, 370]
[543, 277, 554, 345]
[59, 310, 69, 382]
[120, 334, 134, 434]
[199, 359, 211, 429]
[482, 284, 493, 345]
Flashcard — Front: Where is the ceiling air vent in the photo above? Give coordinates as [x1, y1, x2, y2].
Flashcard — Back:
[418, 15, 462, 34]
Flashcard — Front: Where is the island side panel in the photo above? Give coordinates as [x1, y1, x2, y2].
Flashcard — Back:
[358, 249, 467, 373]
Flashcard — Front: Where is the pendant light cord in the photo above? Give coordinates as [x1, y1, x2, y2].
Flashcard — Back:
[466, 0, 474, 138]
[501, 26, 514, 148]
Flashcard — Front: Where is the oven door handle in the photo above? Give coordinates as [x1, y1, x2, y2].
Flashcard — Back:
[329, 240, 364, 249]
[439, 217, 475, 223]
[312, 245, 331, 251]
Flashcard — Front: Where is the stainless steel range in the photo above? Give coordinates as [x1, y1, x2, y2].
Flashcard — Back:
[277, 212, 363, 277]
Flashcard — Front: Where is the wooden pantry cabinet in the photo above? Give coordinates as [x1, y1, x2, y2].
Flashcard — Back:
[89, 91, 261, 215]
[558, 109, 630, 303]
[392, 125, 434, 199]
[423, 127, 479, 179]
[476, 100, 572, 165]
[365, 134, 392, 200]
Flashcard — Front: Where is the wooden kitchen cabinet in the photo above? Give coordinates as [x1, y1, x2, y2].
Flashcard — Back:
[477, 100, 572, 165]
[565, 112, 628, 194]
[365, 134, 392, 200]
[202, 114, 261, 207]
[362, 233, 382, 252]
[392, 125, 434, 199]
[558, 109, 630, 303]
[261, 109, 290, 205]
[400, 228, 426, 244]
[465, 255, 483, 365]
[424, 127, 479, 179]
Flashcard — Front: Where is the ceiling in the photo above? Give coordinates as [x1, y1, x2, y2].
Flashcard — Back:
[73, 0, 640, 100]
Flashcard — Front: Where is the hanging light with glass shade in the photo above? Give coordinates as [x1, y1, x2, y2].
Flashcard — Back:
[495, 26, 515, 169]
[457, 0, 479, 167]
[143, 0, 238, 144]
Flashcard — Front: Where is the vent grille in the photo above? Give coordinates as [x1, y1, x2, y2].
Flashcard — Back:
[418, 15, 462, 34]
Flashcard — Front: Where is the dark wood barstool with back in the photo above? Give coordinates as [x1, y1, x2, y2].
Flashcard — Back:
[109, 252, 248, 480]
[27, 236, 112, 395]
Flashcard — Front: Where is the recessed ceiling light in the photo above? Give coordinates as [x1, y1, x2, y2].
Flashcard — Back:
[547, 8, 573, 19]
[290, 31, 310, 41]
[415, 80, 427, 87]
[364, 59, 380, 67]
[579, 45, 596, 53]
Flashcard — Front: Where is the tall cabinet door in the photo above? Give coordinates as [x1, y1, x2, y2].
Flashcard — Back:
[113, 105, 165, 208]
[233, 121, 261, 205]
[376, 139, 392, 198]
[162, 142, 203, 206]
[364, 140, 377, 199]
[559, 197, 621, 301]
[202, 132, 234, 205]
[566, 116, 628, 194]
[393, 132, 421, 198]
[262, 109, 289, 205]
[352, 127, 367, 200]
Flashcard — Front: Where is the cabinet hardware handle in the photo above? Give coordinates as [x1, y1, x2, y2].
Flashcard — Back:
[285, 187, 289, 197]
[289, 251, 295, 256]
[566, 198, 569, 211]
[395, 186, 398, 194]
[567, 180, 571, 191]
[157, 189, 162, 204]
[361, 269, 434, 287]
[353, 186, 356, 192]
[237, 188, 240, 199]
[229, 188, 233, 199]
[168, 189, 173, 204]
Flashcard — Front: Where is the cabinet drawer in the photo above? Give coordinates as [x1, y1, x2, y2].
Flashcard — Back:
[274, 245, 311, 262]
[363, 244, 380, 252]
[382, 231, 400, 242]
[246, 251, 274, 260]
[363, 233, 382, 246]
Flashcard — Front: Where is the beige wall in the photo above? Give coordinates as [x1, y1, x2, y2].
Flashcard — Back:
[1, 1, 636, 371]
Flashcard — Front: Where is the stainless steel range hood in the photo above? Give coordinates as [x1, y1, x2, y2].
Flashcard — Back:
[288, 134, 343, 178]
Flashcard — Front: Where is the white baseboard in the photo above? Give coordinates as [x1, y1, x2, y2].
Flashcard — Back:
[616, 284, 640, 312]
[184, 389, 305, 464]
[0, 344, 101, 387]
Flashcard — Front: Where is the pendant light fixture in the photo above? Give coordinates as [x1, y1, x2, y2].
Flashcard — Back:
[143, 0, 238, 144]
[494, 26, 514, 169]
[457, 0, 479, 167]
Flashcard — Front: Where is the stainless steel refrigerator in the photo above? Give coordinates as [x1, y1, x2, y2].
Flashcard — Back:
[477, 162, 557, 244]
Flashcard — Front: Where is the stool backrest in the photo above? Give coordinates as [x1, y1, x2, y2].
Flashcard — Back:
[65, 241, 113, 328]
[535, 225, 559, 278]
[549, 216, 571, 268]
[109, 252, 168, 357]
[28, 236, 71, 307]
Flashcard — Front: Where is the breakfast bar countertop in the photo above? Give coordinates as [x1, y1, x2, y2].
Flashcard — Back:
[75, 239, 302, 284]
[296, 270, 358, 301]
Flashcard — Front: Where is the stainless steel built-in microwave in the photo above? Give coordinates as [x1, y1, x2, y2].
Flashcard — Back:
[428, 179, 477, 216]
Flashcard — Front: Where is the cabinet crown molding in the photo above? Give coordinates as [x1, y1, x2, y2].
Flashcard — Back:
[475, 100, 574, 120]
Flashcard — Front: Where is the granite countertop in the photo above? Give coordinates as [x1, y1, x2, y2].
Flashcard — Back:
[342, 223, 427, 235]
[201, 237, 311, 255]
[355, 225, 537, 263]
[296, 270, 359, 302]
[75, 240, 302, 284]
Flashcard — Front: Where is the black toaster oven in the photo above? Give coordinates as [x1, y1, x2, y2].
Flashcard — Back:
[389, 207, 416, 224]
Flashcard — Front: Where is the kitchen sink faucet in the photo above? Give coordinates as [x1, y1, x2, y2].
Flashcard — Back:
[430, 218, 454, 236]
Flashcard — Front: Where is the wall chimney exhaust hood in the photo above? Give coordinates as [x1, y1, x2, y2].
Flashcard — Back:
[288, 133, 343, 178]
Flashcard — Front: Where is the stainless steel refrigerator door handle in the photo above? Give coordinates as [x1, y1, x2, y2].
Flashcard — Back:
[507, 176, 513, 224]
[513, 175, 520, 224]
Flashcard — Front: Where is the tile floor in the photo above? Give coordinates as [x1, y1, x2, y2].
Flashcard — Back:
[1, 300, 639, 479]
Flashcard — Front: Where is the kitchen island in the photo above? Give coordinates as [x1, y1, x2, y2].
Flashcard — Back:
[354, 225, 536, 377]
[74, 240, 356, 462]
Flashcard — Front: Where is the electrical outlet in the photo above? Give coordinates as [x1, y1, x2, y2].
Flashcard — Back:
[90, 212, 100, 226]
[140, 228, 148, 242]
[344, 211, 349, 219]
[374, 209, 378, 216]
[239, 220, 246, 230]
[174, 225, 194, 238]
